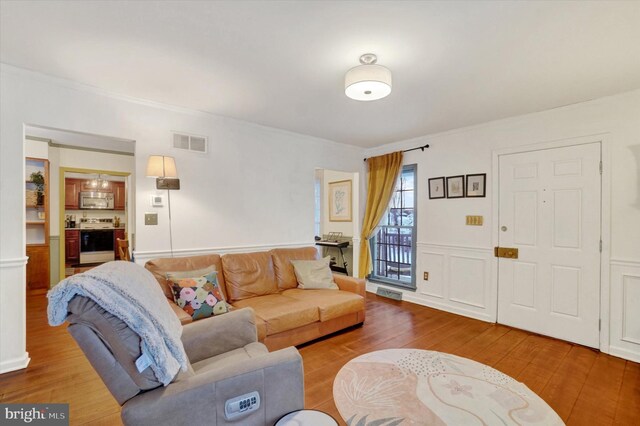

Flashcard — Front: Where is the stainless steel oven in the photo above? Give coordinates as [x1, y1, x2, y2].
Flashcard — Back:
[80, 229, 115, 264]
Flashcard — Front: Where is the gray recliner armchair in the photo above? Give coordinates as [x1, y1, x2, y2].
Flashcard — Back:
[66, 296, 304, 425]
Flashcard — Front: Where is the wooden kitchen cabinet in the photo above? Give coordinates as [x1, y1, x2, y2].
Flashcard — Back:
[114, 229, 126, 260]
[65, 178, 80, 209]
[26, 245, 50, 291]
[65, 229, 80, 264]
[113, 182, 126, 210]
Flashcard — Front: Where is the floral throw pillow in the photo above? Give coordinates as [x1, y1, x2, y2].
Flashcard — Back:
[169, 271, 229, 320]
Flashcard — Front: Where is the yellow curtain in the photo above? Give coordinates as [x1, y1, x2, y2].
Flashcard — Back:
[358, 151, 403, 278]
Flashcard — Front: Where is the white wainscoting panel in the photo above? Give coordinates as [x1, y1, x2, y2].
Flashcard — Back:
[420, 252, 445, 298]
[449, 255, 487, 309]
[368, 243, 494, 323]
[610, 259, 640, 362]
[0, 257, 30, 374]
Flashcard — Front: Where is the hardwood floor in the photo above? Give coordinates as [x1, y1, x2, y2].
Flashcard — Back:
[1, 293, 638, 425]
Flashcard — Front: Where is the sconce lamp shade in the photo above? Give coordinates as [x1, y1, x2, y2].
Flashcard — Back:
[146, 155, 178, 178]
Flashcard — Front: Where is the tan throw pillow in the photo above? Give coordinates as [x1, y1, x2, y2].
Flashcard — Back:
[291, 256, 338, 290]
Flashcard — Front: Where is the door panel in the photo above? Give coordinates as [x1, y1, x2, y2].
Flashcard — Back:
[498, 142, 601, 348]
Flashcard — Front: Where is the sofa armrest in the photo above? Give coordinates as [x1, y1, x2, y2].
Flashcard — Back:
[333, 274, 366, 297]
[121, 347, 304, 426]
[181, 308, 258, 364]
[167, 299, 193, 325]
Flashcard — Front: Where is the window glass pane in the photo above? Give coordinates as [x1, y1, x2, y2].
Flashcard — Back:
[401, 208, 414, 226]
[369, 165, 416, 287]
[402, 170, 414, 190]
[402, 191, 413, 209]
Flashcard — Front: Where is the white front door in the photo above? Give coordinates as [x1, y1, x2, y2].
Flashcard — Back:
[497, 142, 601, 348]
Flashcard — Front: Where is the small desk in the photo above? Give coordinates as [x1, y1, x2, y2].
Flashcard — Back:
[315, 240, 349, 274]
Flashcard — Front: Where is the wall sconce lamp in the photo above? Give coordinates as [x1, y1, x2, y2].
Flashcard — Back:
[146, 155, 180, 189]
[146, 155, 179, 256]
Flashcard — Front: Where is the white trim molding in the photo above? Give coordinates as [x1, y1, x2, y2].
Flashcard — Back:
[133, 242, 314, 264]
[609, 258, 640, 363]
[0, 353, 30, 375]
[0, 257, 29, 269]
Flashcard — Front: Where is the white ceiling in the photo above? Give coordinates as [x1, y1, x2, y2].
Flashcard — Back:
[2, 1, 640, 148]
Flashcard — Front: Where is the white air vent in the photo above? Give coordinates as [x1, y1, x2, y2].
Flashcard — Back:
[172, 132, 207, 153]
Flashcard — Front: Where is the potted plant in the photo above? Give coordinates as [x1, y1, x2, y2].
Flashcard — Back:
[30, 171, 45, 205]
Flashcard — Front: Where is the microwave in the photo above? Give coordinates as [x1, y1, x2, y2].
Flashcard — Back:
[79, 191, 114, 210]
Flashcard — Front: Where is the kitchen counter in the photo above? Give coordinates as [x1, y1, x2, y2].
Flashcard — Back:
[65, 226, 126, 230]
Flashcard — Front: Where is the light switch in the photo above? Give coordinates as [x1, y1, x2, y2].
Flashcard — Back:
[423, 272, 429, 281]
[466, 215, 483, 226]
[145, 213, 158, 225]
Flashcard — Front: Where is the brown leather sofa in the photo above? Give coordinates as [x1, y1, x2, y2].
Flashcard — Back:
[145, 247, 366, 351]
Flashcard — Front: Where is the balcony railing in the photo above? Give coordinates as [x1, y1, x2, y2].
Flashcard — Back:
[371, 225, 413, 285]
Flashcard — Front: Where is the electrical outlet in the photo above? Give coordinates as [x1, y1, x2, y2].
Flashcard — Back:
[423, 272, 429, 281]
[145, 213, 158, 225]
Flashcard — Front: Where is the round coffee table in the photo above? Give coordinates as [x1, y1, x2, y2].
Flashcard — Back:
[333, 349, 564, 425]
[275, 409, 338, 426]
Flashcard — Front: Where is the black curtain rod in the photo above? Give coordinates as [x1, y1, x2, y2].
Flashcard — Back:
[363, 144, 430, 162]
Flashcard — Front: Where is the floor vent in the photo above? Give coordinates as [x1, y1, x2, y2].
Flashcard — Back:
[376, 287, 403, 301]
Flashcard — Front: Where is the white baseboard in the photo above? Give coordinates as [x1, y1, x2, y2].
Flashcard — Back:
[608, 345, 640, 364]
[0, 352, 30, 374]
[366, 282, 494, 323]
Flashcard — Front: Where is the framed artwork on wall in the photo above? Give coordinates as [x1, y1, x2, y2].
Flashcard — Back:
[466, 173, 486, 197]
[428, 177, 446, 199]
[446, 175, 465, 198]
[328, 179, 352, 222]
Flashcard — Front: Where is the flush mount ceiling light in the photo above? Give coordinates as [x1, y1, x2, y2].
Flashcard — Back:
[345, 53, 392, 101]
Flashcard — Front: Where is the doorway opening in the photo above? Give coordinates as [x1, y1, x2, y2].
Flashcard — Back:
[23, 125, 135, 289]
[314, 168, 360, 277]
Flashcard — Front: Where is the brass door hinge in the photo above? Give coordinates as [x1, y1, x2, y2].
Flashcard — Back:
[494, 247, 519, 259]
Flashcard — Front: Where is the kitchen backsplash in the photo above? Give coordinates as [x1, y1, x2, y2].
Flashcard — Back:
[65, 210, 126, 227]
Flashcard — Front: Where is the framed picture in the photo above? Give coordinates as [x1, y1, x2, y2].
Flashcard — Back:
[428, 177, 446, 199]
[446, 175, 465, 198]
[466, 173, 486, 197]
[328, 179, 352, 222]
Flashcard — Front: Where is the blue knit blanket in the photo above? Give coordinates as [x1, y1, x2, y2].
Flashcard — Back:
[48, 261, 188, 385]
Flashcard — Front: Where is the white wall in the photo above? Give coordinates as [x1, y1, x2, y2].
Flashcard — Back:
[0, 64, 364, 373]
[365, 89, 640, 362]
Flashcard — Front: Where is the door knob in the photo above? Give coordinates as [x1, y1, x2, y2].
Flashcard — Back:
[501, 226, 508, 232]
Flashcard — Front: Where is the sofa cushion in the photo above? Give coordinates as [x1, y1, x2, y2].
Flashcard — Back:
[232, 294, 320, 335]
[282, 289, 365, 321]
[270, 247, 320, 290]
[291, 256, 338, 290]
[222, 251, 278, 302]
[145, 254, 226, 301]
[170, 272, 229, 320]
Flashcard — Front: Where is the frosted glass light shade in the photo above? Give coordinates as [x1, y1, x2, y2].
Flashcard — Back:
[345, 64, 392, 101]
[146, 155, 178, 178]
